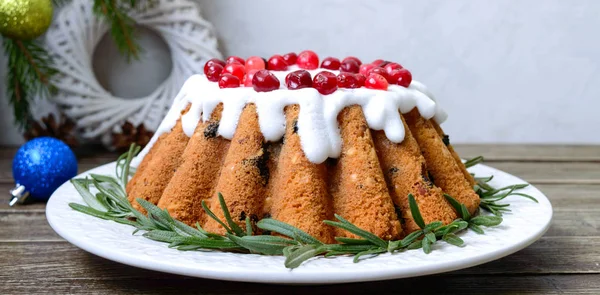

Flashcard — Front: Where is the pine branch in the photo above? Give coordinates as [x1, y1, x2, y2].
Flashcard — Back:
[93, 0, 141, 60]
[3, 38, 57, 129]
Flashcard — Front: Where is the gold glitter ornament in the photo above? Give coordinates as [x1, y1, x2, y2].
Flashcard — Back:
[0, 0, 53, 40]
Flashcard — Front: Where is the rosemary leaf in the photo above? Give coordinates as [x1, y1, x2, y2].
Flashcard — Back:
[109, 217, 138, 227]
[257, 219, 321, 245]
[469, 224, 485, 234]
[334, 237, 373, 245]
[408, 194, 426, 229]
[324, 244, 377, 253]
[424, 221, 443, 232]
[353, 248, 386, 263]
[143, 230, 179, 243]
[70, 179, 107, 212]
[201, 200, 233, 235]
[218, 193, 245, 237]
[69, 203, 111, 220]
[470, 216, 503, 227]
[425, 232, 436, 244]
[323, 219, 387, 249]
[172, 220, 207, 238]
[173, 236, 241, 249]
[136, 199, 172, 231]
[407, 240, 423, 250]
[422, 238, 432, 254]
[464, 156, 484, 168]
[121, 144, 140, 188]
[460, 204, 471, 221]
[227, 234, 297, 255]
[245, 217, 253, 236]
[400, 230, 424, 247]
[444, 194, 462, 215]
[284, 244, 324, 269]
[442, 233, 465, 247]
[509, 192, 539, 203]
[176, 245, 204, 251]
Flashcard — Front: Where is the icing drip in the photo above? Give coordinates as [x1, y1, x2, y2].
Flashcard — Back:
[134, 68, 447, 165]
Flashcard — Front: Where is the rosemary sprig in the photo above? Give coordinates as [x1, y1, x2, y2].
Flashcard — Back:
[465, 155, 539, 216]
[464, 156, 484, 168]
[68, 145, 518, 269]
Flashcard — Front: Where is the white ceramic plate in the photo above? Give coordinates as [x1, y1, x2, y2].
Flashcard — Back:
[47, 162, 552, 284]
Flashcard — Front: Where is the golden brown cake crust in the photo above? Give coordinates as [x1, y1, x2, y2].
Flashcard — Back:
[156, 105, 230, 226]
[270, 105, 334, 243]
[431, 120, 476, 187]
[372, 114, 457, 234]
[203, 104, 268, 234]
[329, 106, 402, 240]
[126, 133, 166, 195]
[405, 110, 480, 214]
[127, 115, 190, 213]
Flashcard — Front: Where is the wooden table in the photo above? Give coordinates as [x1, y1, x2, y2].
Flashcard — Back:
[1, 145, 599, 294]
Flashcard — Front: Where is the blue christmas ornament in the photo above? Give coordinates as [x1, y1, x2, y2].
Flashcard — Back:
[10, 137, 78, 205]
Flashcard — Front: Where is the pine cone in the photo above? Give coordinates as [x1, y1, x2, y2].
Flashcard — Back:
[112, 122, 154, 150]
[24, 114, 79, 147]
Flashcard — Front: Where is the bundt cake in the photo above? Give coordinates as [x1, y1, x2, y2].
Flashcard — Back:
[127, 51, 479, 243]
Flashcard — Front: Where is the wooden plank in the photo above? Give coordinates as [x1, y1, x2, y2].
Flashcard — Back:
[455, 144, 600, 162]
[488, 162, 600, 184]
[0, 241, 598, 294]
[2, 274, 599, 295]
[0, 237, 598, 274]
[0, 183, 49, 211]
[536, 184, 600, 211]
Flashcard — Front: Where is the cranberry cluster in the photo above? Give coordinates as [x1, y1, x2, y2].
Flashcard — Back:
[203, 51, 412, 93]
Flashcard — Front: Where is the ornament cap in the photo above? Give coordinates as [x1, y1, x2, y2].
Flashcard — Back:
[9, 184, 30, 206]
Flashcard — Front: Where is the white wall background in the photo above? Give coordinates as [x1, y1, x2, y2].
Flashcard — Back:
[1, 0, 599, 145]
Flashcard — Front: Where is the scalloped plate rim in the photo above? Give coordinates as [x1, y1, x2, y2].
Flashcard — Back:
[46, 161, 553, 284]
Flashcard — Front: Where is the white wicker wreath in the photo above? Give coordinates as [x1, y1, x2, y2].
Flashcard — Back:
[44, 0, 221, 145]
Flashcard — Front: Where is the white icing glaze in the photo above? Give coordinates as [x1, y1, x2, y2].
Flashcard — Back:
[133, 67, 446, 165]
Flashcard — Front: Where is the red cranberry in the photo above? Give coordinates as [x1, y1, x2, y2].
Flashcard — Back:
[226, 56, 245, 65]
[321, 57, 341, 70]
[372, 59, 390, 67]
[340, 59, 360, 73]
[243, 69, 258, 87]
[342, 56, 362, 66]
[355, 73, 366, 87]
[205, 64, 224, 82]
[267, 55, 288, 71]
[285, 70, 313, 90]
[204, 58, 226, 75]
[245, 56, 265, 72]
[395, 68, 412, 87]
[252, 69, 280, 92]
[218, 74, 241, 88]
[359, 63, 376, 76]
[365, 73, 389, 90]
[313, 71, 338, 95]
[367, 67, 389, 82]
[384, 62, 403, 74]
[282, 52, 297, 65]
[223, 63, 246, 81]
[336, 72, 361, 88]
[297, 50, 319, 70]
